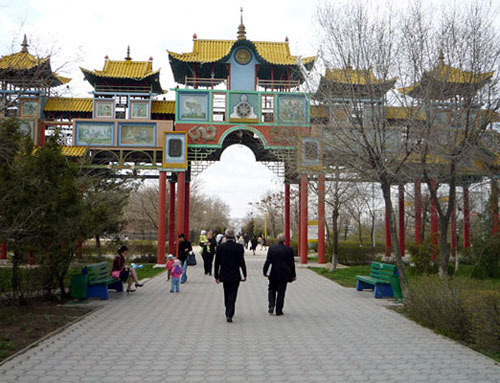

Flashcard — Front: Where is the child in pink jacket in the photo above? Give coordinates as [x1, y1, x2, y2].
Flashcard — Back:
[165, 254, 175, 281]
[170, 259, 183, 293]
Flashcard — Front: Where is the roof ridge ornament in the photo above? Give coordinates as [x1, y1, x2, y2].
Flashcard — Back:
[125, 46, 132, 61]
[237, 7, 246, 40]
[438, 49, 445, 65]
[21, 34, 29, 53]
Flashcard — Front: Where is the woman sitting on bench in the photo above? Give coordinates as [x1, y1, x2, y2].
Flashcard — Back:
[112, 246, 143, 293]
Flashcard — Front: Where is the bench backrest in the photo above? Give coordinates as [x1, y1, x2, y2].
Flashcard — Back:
[84, 262, 110, 283]
[369, 262, 398, 282]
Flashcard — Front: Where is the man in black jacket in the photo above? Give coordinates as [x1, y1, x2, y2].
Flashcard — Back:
[263, 233, 296, 316]
[214, 229, 247, 322]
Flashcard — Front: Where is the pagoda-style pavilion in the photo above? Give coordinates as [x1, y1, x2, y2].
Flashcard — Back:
[0, 35, 71, 145]
[168, 12, 314, 91]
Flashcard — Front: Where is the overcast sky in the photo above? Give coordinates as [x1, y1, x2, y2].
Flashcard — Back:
[0, 0, 321, 218]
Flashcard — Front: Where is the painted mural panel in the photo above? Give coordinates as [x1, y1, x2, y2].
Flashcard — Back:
[19, 119, 35, 140]
[76, 122, 114, 146]
[278, 95, 307, 124]
[229, 93, 258, 122]
[20, 99, 39, 117]
[299, 136, 322, 171]
[178, 93, 209, 121]
[94, 100, 114, 118]
[119, 123, 156, 147]
[130, 101, 150, 119]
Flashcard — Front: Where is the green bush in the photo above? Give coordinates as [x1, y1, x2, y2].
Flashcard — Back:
[404, 275, 500, 356]
[470, 237, 500, 279]
[325, 242, 385, 265]
[407, 241, 434, 274]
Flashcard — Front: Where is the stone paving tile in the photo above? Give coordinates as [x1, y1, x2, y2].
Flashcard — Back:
[1, 251, 500, 382]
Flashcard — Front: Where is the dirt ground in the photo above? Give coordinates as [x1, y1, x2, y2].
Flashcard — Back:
[0, 300, 93, 363]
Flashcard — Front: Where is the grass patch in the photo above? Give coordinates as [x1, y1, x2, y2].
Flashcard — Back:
[135, 264, 164, 280]
[310, 265, 371, 287]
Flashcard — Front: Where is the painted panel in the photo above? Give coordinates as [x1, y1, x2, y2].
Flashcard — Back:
[19, 119, 35, 140]
[94, 100, 114, 119]
[76, 121, 114, 146]
[278, 94, 307, 124]
[228, 93, 259, 122]
[299, 135, 322, 171]
[118, 123, 156, 147]
[178, 93, 209, 121]
[162, 132, 187, 169]
[130, 100, 150, 119]
[20, 99, 39, 117]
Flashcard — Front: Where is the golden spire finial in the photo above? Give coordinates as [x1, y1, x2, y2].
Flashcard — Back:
[21, 34, 29, 53]
[438, 49, 445, 65]
[237, 7, 246, 40]
[125, 45, 132, 61]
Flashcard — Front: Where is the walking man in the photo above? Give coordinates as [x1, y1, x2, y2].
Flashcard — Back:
[214, 228, 247, 322]
[263, 233, 296, 316]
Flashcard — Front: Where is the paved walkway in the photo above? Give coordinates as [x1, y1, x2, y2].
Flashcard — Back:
[1, 250, 499, 382]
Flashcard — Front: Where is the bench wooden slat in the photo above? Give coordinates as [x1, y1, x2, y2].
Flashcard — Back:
[355, 262, 399, 298]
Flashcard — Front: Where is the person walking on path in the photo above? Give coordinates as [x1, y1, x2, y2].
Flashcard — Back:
[112, 246, 143, 293]
[200, 230, 216, 275]
[250, 236, 258, 255]
[177, 233, 192, 284]
[214, 228, 247, 322]
[263, 233, 296, 316]
[170, 259, 183, 293]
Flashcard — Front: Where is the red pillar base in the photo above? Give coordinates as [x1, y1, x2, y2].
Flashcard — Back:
[284, 184, 290, 247]
[318, 174, 325, 264]
[299, 175, 308, 264]
[157, 171, 167, 265]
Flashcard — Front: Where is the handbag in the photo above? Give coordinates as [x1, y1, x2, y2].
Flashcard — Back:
[111, 270, 120, 278]
[187, 252, 197, 266]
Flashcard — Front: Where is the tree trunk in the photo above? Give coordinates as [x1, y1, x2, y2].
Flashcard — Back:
[438, 216, 450, 277]
[343, 220, 349, 241]
[95, 234, 102, 257]
[358, 215, 363, 245]
[331, 209, 339, 272]
[370, 213, 375, 248]
[325, 218, 331, 246]
[380, 181, 409, 294]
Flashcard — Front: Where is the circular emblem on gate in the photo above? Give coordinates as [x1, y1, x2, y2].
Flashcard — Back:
[235, 48, 251, 65]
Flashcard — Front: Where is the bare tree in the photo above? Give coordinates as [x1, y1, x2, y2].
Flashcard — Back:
[398, 1, 500, 276]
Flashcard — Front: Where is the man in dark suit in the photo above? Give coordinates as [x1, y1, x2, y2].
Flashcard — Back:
[214, 228, 247, 322]
[263, 233, 296, 316]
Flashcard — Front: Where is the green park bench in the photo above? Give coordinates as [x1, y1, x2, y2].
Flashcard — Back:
[355, 261, 402, 299]
[70, 262, 122, 300]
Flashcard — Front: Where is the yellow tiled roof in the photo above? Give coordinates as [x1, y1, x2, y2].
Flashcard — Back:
[44, 98, 93, 112]
[61, 146, 87, 157]
[152, 100, 175, 114]
[325, 68, 396, 85]
[168, 39, 315, 66]
[81, 60, 159, 79]
[384, 106, 426, 120]
[0, 51, 49, 70]
[433, 63, 494, 84]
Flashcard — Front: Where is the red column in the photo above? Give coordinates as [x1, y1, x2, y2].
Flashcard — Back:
[156, 171, 166, 265]
[318, 174, 326, 264]
[176, 172, 186, 257]
[451, 197, 456, 258]
[385, 207, 392, 256]
[27, 251, 35, 265]
[284, 183, 290, 246]
[184, 181, 190, 241]
[168, 181, 176, 255]
[299, 175, 308, 264]
[430, 180, 438, 261]
[414, 180, 422, 244]
[398, 184, 405, 257]
[463, 185, 471, 249]
[491, 179, 499, 237]
[298, 182, 302, 255]
[0, 243, 6, 260]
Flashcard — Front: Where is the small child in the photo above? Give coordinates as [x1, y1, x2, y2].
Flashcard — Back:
[170, 259, 183, 293]
[165, 254, 174, 281]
